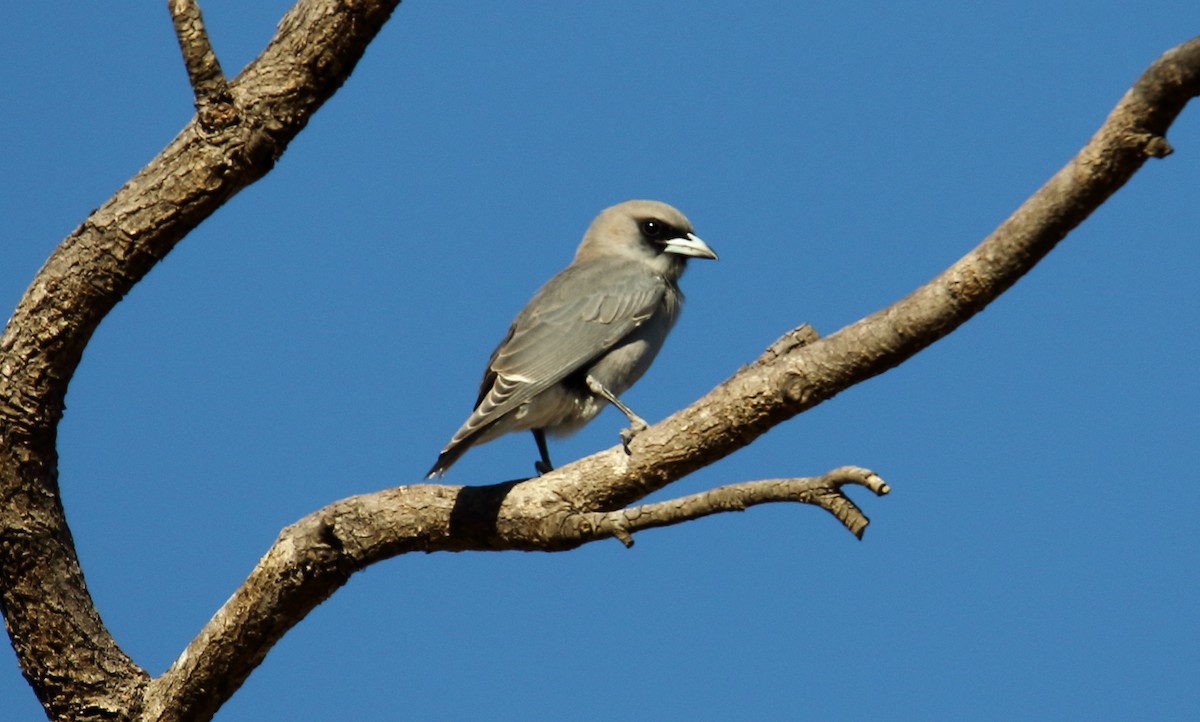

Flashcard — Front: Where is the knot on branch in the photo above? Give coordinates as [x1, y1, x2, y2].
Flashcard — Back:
[171, 0, 239, 133]
[764, 324, 821, 360]
[197, 99, 240, 135]
[1142, 135, 1174, 158]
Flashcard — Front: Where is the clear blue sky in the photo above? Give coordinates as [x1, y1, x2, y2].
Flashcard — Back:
[3, 2, 1198, 720]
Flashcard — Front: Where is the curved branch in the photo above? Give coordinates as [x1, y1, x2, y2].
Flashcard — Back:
[583, 467, 891, 546]
[144, 466, 889, 720]
[143, 484, 461, 722]
[1, 12, 1197, 722]
[152, 40, 1198, 704]
[0, 1, 402, 719]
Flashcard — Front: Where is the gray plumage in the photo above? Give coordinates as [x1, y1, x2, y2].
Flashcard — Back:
[427, 200, 717, 478]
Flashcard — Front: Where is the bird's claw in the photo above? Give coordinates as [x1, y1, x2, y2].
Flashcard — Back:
[534, 460, 554, 475]
[619, 418, 649, 455]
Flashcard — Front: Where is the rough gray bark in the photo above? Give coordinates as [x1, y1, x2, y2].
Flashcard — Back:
[1, 1, 1196, 720]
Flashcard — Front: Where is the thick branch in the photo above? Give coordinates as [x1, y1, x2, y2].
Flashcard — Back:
[1, 13, 1197, 722]
[143, 484, 462, 722]
[0, 1, 401, 719]
[144, 465, 889, 720]
[544, 35, 1200, 513]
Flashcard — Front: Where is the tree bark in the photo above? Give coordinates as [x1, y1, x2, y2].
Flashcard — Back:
[0, 1, 401, 719]
[1, 1, 1196, 720]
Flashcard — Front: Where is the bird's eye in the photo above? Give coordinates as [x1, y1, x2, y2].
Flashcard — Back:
[639, 219, 667, 240]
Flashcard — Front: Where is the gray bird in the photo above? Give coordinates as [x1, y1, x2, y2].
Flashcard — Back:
[427, 199, 717, 478]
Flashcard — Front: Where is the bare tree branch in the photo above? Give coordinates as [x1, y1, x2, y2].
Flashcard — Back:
[0, 2, 1196, 719]
[545, 36, 1200, 514]
[579, 467, 892, 546]
[143, 466, 888, 720]
[141, 37, 1200, 716]
[142, 484, 460, 722]
[168, 0, 235, 131]
[0, 1, 401, 719]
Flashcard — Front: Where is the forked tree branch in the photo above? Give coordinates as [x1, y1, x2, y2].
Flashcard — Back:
[0, 2, 1197, 720]
[146, 36, 1200, 719]
[0, 1, 401, 720]
[168, 0, 235, 131]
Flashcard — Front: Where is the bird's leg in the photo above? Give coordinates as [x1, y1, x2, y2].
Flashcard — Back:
[532, 429, 554, 475]
[585, 375, 649, 455]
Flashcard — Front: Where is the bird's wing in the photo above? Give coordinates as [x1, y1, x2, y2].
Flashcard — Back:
[454, 259, 665, 442]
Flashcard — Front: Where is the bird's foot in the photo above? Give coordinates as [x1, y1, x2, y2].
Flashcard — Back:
[619, 417, 649, 455]
[531, 429, 555, 475]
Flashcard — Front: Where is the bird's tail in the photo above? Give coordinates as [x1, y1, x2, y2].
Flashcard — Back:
[426, 443, 470, 479]
[426, 421, 491, 478]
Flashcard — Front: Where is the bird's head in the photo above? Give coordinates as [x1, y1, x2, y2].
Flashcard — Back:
[574, 200, 717, 279]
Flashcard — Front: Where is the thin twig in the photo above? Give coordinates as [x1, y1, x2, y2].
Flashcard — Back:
[579, 467, 890, 546]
